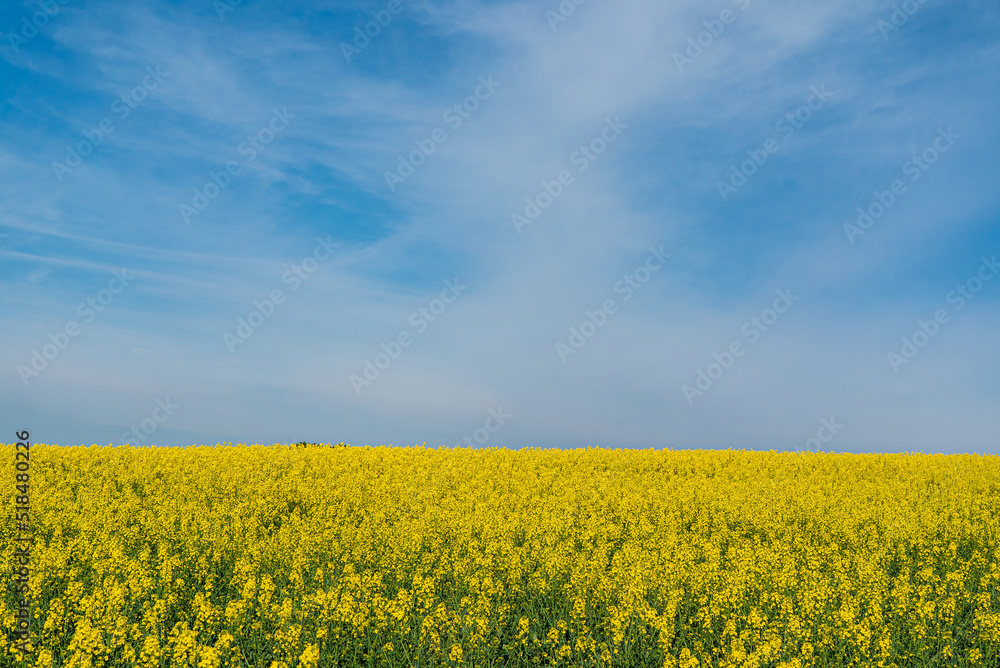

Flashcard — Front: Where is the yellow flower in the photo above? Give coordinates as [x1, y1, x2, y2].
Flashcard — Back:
[299, 644, 321, 668]
[32, 650, 54, 668]
[517, 617, 530, 640]
[678, 647, 699, 668]
[449, 643, 463, 663]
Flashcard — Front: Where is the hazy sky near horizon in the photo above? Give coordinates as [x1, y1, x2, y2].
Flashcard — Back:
[1, 0, 998, 453]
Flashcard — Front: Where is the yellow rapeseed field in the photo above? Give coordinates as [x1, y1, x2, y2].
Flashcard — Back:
[1, 444, 998, 668]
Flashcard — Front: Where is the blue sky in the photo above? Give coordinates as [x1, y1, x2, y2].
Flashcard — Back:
[1, 0, 998, 453]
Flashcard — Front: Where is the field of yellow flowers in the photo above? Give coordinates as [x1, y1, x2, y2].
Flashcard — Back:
[2, 444, 998, 668]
